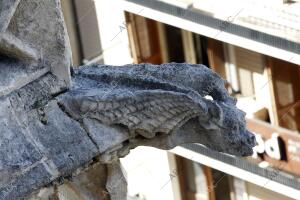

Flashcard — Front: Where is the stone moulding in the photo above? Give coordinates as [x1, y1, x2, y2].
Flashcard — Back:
[0, 0, 71, 98]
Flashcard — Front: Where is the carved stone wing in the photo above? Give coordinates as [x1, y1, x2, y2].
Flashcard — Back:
[60, 89, 205, 139]
[58, 63, 219, 142]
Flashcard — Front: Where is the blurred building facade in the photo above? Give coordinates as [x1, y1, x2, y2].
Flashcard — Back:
[61, 0, 300, 199]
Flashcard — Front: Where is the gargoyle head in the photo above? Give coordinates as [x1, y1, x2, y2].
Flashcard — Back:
[196, 99, 256, 156]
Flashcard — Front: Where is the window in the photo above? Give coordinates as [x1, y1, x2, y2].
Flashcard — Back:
[268, 57, 300, 132]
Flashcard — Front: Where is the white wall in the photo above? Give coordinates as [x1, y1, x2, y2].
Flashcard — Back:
[121, 147, 176, 200]
[93, 0, 133, 65]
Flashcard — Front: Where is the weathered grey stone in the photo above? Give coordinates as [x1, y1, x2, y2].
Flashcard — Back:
[0, 2, 256, 199]
[26, 101, 99, 175]
[0, 0, 19, 33]
[28, 162, 113, 200]
[0, 0, 71, 97]
[28, 186, 57, 200]
[83, 119, 129, 153]
[56, 163, 109, 200]
[106, 161, 127, 200]
[0, 164, 52, 200]
[0, 63, 256, 199]
[0, 74, 98, 199]
[0, 98, 42, 187]
[0, 58, 49, 97]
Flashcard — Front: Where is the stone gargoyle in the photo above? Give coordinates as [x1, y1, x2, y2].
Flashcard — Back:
[0, 0, 256, 199]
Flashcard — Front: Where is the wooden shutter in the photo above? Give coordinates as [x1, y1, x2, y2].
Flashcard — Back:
[268, 57, 300, 132]
[125, 12, 162, 64]
[207, 39, 226, 79]
[234, 46, 265, 97]
[246, 182, 293, 200]
[175, 156, 215, 200]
